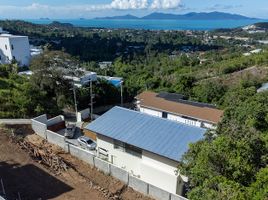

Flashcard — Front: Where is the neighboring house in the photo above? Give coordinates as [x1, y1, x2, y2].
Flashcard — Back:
[243, 49, 263, 57]
[250, 49, 262, 54]
[30, 45, 43, 57]
[135, 91, 223, 129]
[97, 75, 123, 87]
[257, 83, 268, 93]
[0, 34, 30, 66]
[259, 40, 268, 44]
[18, 70, 33, 76]
[64, 71, 97, 87]
[85, 106, 206, 195]
[98, 61, 112, 69]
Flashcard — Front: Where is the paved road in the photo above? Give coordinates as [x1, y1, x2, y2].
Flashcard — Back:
[0, 119, 31, 125]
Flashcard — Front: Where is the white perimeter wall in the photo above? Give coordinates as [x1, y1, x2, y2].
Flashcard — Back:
[46, 115, 65, 126]
[77, 108, 90, 122]
[97, 135, 182, 194]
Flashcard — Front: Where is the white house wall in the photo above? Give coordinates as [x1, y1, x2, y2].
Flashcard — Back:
[203, 122, 215, 129]
[9, 37, 31, 66]
[167, 113, 202, 127]
[0, 36, 30, 66]
[141, 151, 181, 194]
[140, 107, 162, 118]
[97, 135, 182, 195]
[0, 37, 12, 63]
[139, 106, 215, 128]
[97, 135, 142, 176]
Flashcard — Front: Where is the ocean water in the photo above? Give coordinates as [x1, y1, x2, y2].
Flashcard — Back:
[27, 19, 267, 31]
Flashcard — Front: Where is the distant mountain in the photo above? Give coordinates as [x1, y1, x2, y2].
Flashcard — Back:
[96, 14, 139, 20]
[142, 12, 257, 20]
[97, 12, 258, 20]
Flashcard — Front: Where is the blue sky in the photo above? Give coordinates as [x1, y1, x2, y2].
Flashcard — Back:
[0, 0, 267, 19]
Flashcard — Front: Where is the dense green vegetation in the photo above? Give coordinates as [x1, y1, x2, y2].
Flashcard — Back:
[0, 64, 61, 117]
[180, 86, 268, 200]
[0, 20, 268, 199]
[0, 50, 121, 118]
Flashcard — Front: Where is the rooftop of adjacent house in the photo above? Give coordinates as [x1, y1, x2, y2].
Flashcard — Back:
[97, 75, 123, 87]
[85, 106, 206, 162]
[136, 91, 224, 124]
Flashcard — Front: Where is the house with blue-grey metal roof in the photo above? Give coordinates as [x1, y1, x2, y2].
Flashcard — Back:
[85, 106, 206, 196]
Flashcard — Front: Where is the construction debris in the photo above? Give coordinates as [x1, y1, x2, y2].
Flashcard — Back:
[15, 138, 70, 175]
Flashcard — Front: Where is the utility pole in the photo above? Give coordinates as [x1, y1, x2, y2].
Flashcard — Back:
[90, 79, 94, 120]
[120, 80, 124, 107]
[71, 82, 78, 122]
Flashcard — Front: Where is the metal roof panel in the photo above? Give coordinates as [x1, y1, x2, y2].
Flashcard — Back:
[85, 107, 206, 161]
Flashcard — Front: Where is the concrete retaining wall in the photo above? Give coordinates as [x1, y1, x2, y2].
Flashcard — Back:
[46, 130, 65, 149]
[31, 119, 47, 139]
[31, 114, 65, 139]
[94, 157, 110, 174]
[33, 114, 47, 124]
[149, 184, 171, 200]
[129, 175, 149, 195]
[69, 144, 95, 166]
[110, 164, 129, 184]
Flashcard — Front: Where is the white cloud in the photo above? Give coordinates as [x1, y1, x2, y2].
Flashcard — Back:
[110, 0, 148, 10]
[0, 1, 184, 18]
[151, 0, 182, 9]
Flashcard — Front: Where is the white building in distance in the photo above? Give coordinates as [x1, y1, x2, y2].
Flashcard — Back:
[0, 34, 31, 66]
[64, 70, 97, 87]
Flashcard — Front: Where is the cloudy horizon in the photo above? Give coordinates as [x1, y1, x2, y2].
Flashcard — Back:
[0, 0, 267, 19]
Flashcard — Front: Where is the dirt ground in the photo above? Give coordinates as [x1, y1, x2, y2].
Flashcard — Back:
[0, 126, 153, 200]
